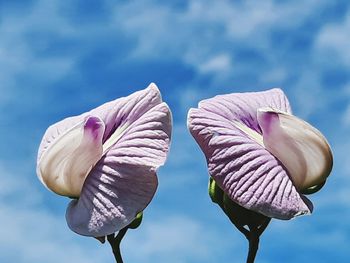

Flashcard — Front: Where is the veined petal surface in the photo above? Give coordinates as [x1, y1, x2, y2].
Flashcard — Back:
[66, 103, 171, 236]
[188, 89, 312, 219]
[198, 88, 292, 133]
[37, 83, 163, 163]
[66, 92, 172, 236]
[37, 84, 172, 236]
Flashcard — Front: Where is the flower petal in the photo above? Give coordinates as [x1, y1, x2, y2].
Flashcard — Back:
[198, 88, 291, 133]
[37, 83, 164, 192]
[187, 89, 312, 219]
[91, 83, 164, 144]
[257, 108, 333, 191]
[37, 116, 105, 197]
[37, 83, 163, 163]
[66, 102, 172, 236]
[37, 84, 172, 236]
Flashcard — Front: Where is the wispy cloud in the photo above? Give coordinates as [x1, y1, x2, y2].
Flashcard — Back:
[123, 215, 235, 263]
[0, 0, 350, 262]
[0, 163, 109, 263]
[316, 11, 350, 66]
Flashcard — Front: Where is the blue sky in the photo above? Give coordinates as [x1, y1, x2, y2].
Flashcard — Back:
[0, 0, 349, 262]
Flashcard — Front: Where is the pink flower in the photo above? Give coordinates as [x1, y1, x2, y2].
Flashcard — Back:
[37, 84, 172, 236]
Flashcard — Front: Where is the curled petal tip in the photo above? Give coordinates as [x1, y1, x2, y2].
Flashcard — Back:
[257, 108, 333, 191]
[85, 116, 105, 140]
[147, 82, 159, 90]
[146, 82, 161, 97]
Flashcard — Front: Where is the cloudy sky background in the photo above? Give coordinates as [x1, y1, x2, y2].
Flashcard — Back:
[0, 0, 349, 262]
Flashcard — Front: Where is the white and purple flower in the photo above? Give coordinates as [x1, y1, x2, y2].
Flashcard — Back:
[37, 84, 172, 236]
[187, 88, 333, 219]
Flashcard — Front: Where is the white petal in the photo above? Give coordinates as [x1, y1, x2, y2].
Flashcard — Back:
[37, 116, 105, 197]
[102, 122, 128, 154]
[231, 120, 264, 146]
[257, 108, 333, 191]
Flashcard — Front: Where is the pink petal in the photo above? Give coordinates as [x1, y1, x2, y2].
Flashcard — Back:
[37, 84, 172, 236]
[187, 89, 312, 219]
[66, 102, 172, 236]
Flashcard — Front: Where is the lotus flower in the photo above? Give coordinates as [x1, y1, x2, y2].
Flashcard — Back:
[187, 88, 332, 219]
[36, 84, 172, 237]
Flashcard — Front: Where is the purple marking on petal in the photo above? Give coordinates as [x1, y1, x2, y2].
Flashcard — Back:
[187, 89, 312, 219]
[37, 83, 163, 164]
[66, 102, 172, 236]
[257, 108, 333, 191]
[256, 109, 279, 136]
[90, 83, 163, 143]
[85, 116, 105, 141]
[198, 88, 291, 134]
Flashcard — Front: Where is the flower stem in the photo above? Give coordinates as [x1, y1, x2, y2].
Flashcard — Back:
[246, 229, 259, 263]
[208, 178, 272, 263]
[257, 218, 271, 236]
[246, 218, 271, 263]
[107, 228, 128, 263]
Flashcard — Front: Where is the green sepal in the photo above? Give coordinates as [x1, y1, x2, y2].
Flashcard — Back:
[208, 178, 271, 263]
[127, 212, 143, 229]
[222, 193, 267, 229]
[208, 177, 270, 235]
[209, 177, 224, 205]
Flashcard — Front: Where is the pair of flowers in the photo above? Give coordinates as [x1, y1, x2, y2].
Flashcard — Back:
[36, 83, 332, 238]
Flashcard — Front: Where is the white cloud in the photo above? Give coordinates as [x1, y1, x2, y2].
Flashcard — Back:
[0, 0, 76, 106]
[0, 164, 237, 263]
[287, 71, 325, 117]
[341, 104, 350, 127]
[109, 0, 350, 120]
[0, 168, 42, 206]
[114, 0, 328, 69]
[198, 54, 232, 74]
[0, 163, 110, 263]
[316, 11, 350, 66]
[1, 0, 350, 262]
[123, 215, 235, 263]
[260, 67, 288, 84]
[0, 204, 110, 263]
[157, 123, 208, 191]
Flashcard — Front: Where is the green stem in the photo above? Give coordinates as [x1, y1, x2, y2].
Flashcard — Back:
[107, 228, 128, 263]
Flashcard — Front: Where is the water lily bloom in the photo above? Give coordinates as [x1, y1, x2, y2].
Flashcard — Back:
[187, 89, 332, 219]
[37, 84, 172, 236]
